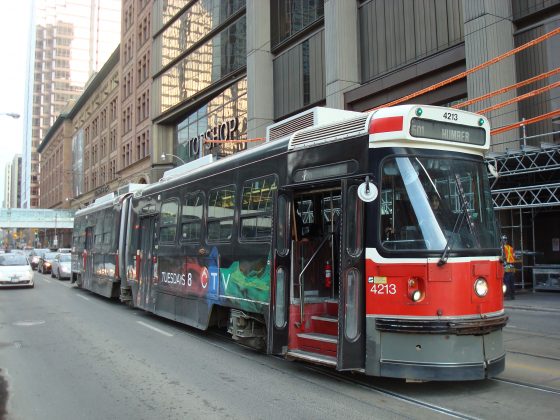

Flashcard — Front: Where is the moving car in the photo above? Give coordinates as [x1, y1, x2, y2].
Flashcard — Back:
[0, 254, 34, 288]
[51, 253, 71, 279]
[38, 252, 58, 274]
[30, 248, 50, 270]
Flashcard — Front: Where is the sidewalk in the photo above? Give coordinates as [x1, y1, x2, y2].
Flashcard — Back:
[504, 289, 560, 313]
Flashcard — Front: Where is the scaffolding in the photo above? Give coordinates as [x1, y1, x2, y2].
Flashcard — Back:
[486, 132, 560, 290]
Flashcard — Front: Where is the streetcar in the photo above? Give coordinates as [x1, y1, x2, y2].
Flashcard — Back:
[72, 104, 506, 381]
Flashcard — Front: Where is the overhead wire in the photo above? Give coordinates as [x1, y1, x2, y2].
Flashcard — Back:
[368, 26, 560, 112]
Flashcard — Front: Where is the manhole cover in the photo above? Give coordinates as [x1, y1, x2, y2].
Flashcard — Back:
[12, 320, 45, 327]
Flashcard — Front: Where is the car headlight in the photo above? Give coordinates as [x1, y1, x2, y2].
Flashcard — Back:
[474, 278, 489, 297]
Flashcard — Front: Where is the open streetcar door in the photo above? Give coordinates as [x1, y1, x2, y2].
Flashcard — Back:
[268, 192, 291, 354]
[337, 179, 365, 370]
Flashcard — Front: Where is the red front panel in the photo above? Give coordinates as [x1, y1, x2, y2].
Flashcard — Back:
[365, 257, 503, 317]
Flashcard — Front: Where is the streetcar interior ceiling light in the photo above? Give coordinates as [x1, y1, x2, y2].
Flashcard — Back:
[474, 278, 489, 297]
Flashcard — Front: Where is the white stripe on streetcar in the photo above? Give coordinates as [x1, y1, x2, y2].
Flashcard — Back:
[137, 321, 174, 337]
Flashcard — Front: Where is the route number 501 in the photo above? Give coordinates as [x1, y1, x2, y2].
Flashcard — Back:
[370, 283, 397, 294]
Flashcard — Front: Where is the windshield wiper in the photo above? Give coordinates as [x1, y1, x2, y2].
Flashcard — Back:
[438, 174, 480, 266]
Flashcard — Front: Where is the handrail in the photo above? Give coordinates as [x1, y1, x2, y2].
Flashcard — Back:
[297, 233, 333, 327]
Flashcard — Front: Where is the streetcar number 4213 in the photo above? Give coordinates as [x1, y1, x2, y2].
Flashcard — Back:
[443, 112, 458, 121]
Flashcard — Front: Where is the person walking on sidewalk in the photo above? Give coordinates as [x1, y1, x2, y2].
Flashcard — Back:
[502, 235, 516, 300]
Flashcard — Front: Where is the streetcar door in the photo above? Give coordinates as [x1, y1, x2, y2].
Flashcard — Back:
[138, 215, 158, 310]
[83, 226, 94, 287]
[268, 192, 291, 354]
[337, 180, 365, 370]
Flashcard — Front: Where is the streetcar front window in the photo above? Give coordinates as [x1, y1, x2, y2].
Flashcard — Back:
[380, 156, 499, 251]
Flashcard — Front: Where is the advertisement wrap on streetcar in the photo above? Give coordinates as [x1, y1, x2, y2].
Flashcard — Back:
[71, 105, 505, 381]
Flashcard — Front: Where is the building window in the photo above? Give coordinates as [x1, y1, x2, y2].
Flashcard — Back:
[271, 0, 324, 48]
[159, 16, 247, 112]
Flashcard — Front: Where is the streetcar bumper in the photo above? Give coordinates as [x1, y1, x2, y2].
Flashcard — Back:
[365, 315, 507, 381]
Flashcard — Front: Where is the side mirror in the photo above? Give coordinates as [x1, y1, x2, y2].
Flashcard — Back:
[357, 176, 378, 202]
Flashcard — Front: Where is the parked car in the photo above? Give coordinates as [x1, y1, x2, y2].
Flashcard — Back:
[51, 253, 72, 279]
[38, 252, 58, 274]
[29, 248, 50, 270]
[0, 254, 34, 288]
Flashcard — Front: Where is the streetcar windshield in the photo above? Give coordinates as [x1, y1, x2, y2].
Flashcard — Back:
[380, 156, 499, 251]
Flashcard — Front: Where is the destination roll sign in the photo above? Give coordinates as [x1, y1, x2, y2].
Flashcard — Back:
[409, 118, 486, 145]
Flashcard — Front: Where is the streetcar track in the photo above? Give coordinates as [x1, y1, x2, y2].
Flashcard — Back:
[189, 329, 478, 418]
[303, 364, 480, 420]
[506, 349, 560, 362]
[504, 327, 560, 340]
[491, 377, 560, 395]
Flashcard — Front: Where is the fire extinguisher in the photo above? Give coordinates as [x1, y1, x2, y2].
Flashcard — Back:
[325, 260, 332, 288]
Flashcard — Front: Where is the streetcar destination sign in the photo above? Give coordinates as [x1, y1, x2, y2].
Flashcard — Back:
[410, 118, 486, 145]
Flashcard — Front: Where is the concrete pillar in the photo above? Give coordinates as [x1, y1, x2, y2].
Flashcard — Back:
[463, 0, 519, 151]
[324, 0, 360, 109]
[246, 0, 274, 145]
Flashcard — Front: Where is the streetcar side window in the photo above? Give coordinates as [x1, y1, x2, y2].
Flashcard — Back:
[103, 211, 113, 245]
[207, 185, 236, 242]
[159, 199, 179, 243]
[94, 213, 103, 248]
[240, 175, 277, 241]
[181, 192, 204, 242]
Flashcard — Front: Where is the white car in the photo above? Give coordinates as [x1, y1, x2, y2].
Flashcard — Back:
[0, 254, 34, 288]
[51, 253, 72, 280]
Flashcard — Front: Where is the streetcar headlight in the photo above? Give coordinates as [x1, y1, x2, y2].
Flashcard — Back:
[407, 277, 424, 302]
[474, 278, 489, 297]
[502, 284, 507, 294]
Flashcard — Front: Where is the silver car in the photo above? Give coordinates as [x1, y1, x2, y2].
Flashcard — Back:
[0, 254, 34, 288]
[51, 253, 72, 280]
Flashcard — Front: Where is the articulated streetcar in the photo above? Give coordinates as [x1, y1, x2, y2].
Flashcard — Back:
[72, 105, 506, 381]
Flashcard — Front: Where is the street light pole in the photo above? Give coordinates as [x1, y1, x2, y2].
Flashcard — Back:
[161, 153, 186, 165]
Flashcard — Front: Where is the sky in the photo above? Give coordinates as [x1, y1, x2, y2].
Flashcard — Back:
[0, 1, 32, 204]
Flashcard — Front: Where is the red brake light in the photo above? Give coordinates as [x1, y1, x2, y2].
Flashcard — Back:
[368, 116, 404, 134]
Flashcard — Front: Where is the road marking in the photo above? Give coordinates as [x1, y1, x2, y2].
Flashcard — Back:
[42, 278, 51, 284]
[77, 294, 90, 301]
[137, 321, 174, 337]
[13, 320, 46, 327]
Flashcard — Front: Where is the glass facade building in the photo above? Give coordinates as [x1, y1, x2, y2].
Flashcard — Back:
[153, 0, 247, 164]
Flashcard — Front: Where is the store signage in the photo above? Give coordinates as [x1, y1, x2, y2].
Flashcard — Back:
[94, 184, 110, 196]
[188, 117, 243, 157]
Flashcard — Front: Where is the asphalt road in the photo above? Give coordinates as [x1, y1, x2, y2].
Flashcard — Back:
[1, 272, 559, 420]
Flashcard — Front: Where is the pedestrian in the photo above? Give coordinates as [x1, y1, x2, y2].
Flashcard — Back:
[501, 235, 516, 300]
